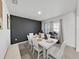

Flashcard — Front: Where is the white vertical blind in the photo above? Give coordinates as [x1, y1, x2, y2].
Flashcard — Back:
[44, 22, 60, 33]
[53, 23, 60, 33]
[44, 23, 50, 33]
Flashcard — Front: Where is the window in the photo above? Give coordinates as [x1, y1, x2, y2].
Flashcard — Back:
[53, 23, 60, 33]
[44, 23, 50, 33]
[44, 22, 60, 33]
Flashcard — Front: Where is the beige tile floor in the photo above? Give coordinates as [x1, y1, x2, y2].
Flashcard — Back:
[19, 43, 79, 59]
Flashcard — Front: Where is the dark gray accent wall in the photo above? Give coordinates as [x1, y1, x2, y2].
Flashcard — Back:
[10, 15, 41, 44]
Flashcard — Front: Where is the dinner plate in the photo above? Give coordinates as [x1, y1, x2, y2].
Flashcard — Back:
[37, 38, 42, 41]
[46, 40, 54, 43]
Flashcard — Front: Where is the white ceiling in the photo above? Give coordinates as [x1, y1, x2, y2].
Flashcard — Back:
[9, 0, 76, 21]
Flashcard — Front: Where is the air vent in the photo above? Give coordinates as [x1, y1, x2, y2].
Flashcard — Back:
[12, 0, 18, 4]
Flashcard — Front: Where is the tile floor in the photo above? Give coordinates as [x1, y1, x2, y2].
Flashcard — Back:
[19, 43, 79, 59]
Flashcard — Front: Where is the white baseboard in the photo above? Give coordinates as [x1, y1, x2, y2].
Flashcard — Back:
[66, 43, 75, 48]
[11, 41, 28, 46]
[76, 48, 79, 52]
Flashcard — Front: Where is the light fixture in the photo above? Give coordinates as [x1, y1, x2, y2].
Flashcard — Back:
[38, 11, 42, 15]
[12, 0, 18, 4]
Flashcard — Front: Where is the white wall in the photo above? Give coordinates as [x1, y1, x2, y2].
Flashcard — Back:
[42, 12, 76, 48]
[76, 0, 79, 52]
[62, 12, 75, 47]
[0, 30, 10, 59]
[0, 0, 10, 59]
[76, 16, 79, 52]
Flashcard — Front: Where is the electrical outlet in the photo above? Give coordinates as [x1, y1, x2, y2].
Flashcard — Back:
[12, 0, 18, 4]
[15, 38, 17, 41]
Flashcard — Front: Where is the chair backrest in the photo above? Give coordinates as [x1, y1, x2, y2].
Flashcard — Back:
[29, 33, 33, 39]
[41, 33, 45, 38]
[29, 33, 33, 36]
[32, 38, 39, 48]
[46, 34, 51, 39]
[27, 35, 31, 41]
[27, 35, 29, 39]
[27, 34, 33, 45]
[57, 41, 66, 59]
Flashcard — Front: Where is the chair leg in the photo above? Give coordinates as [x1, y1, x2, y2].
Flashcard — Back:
[33, 48, 35, 55]
[27, 41, 30, 46]
[28, 43, 30, 48]
[47, 52, 48, 59]
[47, 56, 52, 59]
[31, 45, 33, 52]
[29, 44, 31, 49]
[32, 45, 33, 51]
[37, 52, 39, 59]
[62, 55, 64, 59]
[30, 45, 32, 50]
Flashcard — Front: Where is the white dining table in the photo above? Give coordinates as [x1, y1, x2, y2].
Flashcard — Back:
[34, 37, 58, 59]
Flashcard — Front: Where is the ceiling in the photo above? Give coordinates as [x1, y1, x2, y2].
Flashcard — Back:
[8, 0, 76, 21]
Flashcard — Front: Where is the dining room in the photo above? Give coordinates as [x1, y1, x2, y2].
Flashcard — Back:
[9, 13, 67, 59]
[1, 0, 79, 59]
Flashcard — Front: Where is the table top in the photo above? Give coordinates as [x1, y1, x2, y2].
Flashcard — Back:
[33, 37, 58, 49]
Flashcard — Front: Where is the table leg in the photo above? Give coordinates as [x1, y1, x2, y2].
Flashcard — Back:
[43, 48, 46, 59]
[46, 49, 48, 59]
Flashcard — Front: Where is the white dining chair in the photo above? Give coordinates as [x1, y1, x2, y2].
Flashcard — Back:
[47, 41, 66, 59]
[41, 33, 45, 39]
[27, 34, 33, 50]
[32, 38, 43, 59]
[27, 35, 31, 43]
[46, 34, 51, 39]
[29, 33, 33, 36]
[27, 35, 31, 45]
